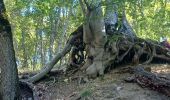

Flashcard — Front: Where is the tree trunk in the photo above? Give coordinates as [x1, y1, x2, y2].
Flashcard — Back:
[0, 0, 20, 99]
[118, 9, 136, 41]
[104, 0, 118, 35]
[32, 31, 38, 70]
[21, 30, 28, 68]
[49, 8, 60, 61]
[40, 29, 45, 66]
[80, 0, 110, 77]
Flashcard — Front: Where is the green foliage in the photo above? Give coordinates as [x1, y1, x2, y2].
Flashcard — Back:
[125, 0, 170, 41]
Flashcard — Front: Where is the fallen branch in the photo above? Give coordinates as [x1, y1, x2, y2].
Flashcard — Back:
[26, 25, 83, 83]
[125, 66, 170, 97]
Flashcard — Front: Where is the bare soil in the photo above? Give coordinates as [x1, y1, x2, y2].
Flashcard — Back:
[25, 64, 170, 100]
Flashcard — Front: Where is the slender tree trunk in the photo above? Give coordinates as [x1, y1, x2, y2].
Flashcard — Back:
[0, 0, 20, 99]
[21, 30, 28, 68]
[43, 39, 47, 64]
[40, 29, 45, 66]
[49, 11, 60, 61]
[33, 31, 38, 70]
[56, 8, 71, 67]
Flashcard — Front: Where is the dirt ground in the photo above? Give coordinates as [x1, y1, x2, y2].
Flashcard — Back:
[33, 64, 170, 100]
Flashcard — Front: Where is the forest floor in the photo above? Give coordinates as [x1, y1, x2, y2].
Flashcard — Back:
[19, 64, 170, 100]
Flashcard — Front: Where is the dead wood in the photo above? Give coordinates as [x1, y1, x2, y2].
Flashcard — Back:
[67, 33, 170, 77]
[125, 66, 170, 97]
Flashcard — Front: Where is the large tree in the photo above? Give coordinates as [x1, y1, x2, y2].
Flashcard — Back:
[0, 0, 20, 99]
[27, 0, 170, 83]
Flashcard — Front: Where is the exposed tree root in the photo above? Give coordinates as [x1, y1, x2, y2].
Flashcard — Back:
[116, 36, 170, 64]
[125, 66, 170, 97]
[67, 33, 170, 77]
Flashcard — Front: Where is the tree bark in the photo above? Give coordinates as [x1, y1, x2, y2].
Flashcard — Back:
[118, 9, 136, 41]
[80, 0, 110, 77]
[105, 0, 118, 35]
[0, 0, 20, 99]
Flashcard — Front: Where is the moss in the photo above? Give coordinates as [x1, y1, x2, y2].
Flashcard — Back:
[108, 34, 124, 42]
[80, 88, 93, 98]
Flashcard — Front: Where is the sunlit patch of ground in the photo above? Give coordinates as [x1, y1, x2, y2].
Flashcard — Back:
[151, 64, 170, 74]
[18, 67, 39, 74]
